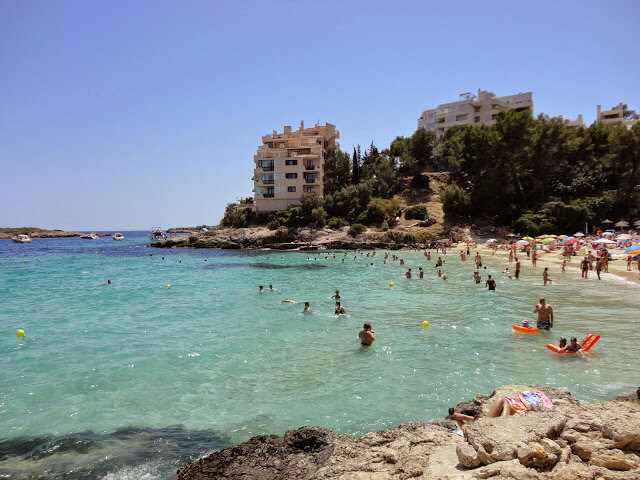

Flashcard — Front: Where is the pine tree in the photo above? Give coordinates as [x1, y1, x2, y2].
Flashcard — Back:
[352, 146, 360, 185]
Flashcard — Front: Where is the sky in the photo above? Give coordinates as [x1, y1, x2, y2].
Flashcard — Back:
[1, 0, 639, 231]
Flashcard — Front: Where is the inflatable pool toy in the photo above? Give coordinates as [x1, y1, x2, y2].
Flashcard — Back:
[16, 329, 25, 338]
[389, 282, 394, 287]
[546, 333, 600, 354]
[512, 324, 540, 333]
[422, 321, 430, 328]
[166, 284, 171, 289]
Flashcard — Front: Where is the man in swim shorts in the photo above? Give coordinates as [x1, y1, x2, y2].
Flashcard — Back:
[534, 297, 553, 329]
[358, 322, 375, 345]
[485, 275, 496, 290]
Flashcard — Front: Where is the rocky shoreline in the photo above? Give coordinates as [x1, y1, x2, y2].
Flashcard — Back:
[149, 226, 435, 251]
[176, 384, 640, 480]
[0, 227, 86, 239]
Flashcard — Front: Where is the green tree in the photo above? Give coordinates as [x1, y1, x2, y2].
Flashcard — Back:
[409, 128, 438, 171]
[351, 146, 360, 185]
[323, 146, 352, 195]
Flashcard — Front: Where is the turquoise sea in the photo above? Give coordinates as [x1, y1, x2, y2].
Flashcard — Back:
[1, 232, 639, 479]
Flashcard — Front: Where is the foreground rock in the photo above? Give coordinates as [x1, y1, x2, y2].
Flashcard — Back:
[149, 226, 431, 250]
[177, 384, 640, 480]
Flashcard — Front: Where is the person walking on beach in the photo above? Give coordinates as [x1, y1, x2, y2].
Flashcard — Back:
[595, 258, 602, 280]
[485, 275, 496, 290]
[515, 258, 521, 279]
[581, 257, 589, 278]
[534, 297, 553, 330]
[358, 322, 375, 345]
[543, 267, 552, 285]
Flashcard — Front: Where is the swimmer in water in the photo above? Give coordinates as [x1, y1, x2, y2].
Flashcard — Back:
[302, 302, 312, 314]
[334, 302, 346, 315]
[358, 322, 375, 345]
[281, 299, 299, 304]
[331, 290, 341, 300]
[406, 268, 412, 279]
[259, 285, 264, 293]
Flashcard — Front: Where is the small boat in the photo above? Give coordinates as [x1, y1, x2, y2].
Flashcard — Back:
[112, 233, 125, 241]
[80, 233, 100, 240]
[11, 234, 32, 243]
[149, 227, 166, 241]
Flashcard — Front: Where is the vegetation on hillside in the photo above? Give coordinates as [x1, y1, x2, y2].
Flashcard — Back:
[222, 111, 640, 235]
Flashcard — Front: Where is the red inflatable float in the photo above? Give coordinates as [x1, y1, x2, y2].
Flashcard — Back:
[546, 333, 600, 354]
[512, 324, 540, 333]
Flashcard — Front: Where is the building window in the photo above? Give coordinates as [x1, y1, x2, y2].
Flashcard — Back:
[288, 186, 296, 192]
[427, 113, 435, 119]
[259, 160, 274, 171]
[286, 173, 297, 179]
[424, 122, 435, 128]
[285, 159, 298, 166]
[455, 114, 468, 122]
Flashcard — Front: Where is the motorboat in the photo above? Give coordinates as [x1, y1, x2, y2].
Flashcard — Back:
[112, 233, 125, 241]
[80, 233, 100, 240]
[149, 227, 166, 241]
[11, 234, 32, 243]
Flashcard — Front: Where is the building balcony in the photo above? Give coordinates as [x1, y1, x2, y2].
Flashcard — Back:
[261, 179, 274, 184]
[263, 193, 274, 198]
[305, 164, 316, 170]
[304, 178, 317, 184]
[261, 166, 274, 172]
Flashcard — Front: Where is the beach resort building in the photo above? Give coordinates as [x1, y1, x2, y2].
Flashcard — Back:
[596, 103, 639, 128]
[417, 89, 533, 137]
[253, 121, 340, 212]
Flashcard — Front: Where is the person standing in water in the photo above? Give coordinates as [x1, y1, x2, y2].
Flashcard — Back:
[358, 323, 375, 345]
[515, 258, 521, 279]
[543, 267, 552, 285]
[534, 297, 553, 330]
[485, 275, 496, 290]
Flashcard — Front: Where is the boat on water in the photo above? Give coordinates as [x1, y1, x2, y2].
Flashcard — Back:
[150, 227, 166, 241]
[11, 234, 32, 243]
[112, 233, 125, 241]
[80, 233, 100, 240]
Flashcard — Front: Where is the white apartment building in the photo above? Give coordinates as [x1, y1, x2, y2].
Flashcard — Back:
[253, 121, 339, 212]
[417, 89, 533, 136]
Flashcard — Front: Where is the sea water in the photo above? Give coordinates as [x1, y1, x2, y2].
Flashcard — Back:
[1, 232, 639, 479]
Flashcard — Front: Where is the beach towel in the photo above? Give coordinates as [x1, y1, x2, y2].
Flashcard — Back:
[505, 390, 554, 412]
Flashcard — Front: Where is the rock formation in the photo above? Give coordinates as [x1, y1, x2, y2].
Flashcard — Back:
[176, 384, 640, 480]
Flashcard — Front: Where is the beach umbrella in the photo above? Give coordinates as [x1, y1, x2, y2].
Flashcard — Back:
[601, 219, 613, 225]
[563, 238, 578, 245]
[522, 236, 534, 242]
[486, 239, 498, 244]
[538, 238, 555, 244]
[634, 220, 640, 226]
[617, 234, 632, 240]
[574, 232, 585, 237]
[516, 239, 529, 245]
[624, 245, 640, 255]
[558, 235, 568, 239]
[602, 231, 614, 237]
[593, 238, 615, 244]
[615, 220, 630, 228]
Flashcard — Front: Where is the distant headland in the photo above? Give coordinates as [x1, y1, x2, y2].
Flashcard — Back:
[0, 227, 86, 239]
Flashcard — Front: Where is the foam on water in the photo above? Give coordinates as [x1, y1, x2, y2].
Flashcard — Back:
[1, 233, 639, 478]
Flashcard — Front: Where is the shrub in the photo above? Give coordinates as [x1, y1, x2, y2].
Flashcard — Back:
[348, 223, 367, 237]
[405, 205, 428, 220]
[441, 184, 471, 217]
[327, 217, 348, 230]
[379, 221, 389, 232]
[267, 220, 280, 230]
[275, 226, 289, 239]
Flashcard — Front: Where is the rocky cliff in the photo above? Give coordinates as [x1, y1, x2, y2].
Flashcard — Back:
[176, 384, 640, 480]
[149, 227, 426, 251]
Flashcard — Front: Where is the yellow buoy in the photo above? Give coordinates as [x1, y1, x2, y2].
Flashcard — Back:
[23, 259, 28, 263]
[16, 329, 25, 337]
[166, 284, 171, 289]
[389, 282, 395, 287]
[422, 321, 430, 328]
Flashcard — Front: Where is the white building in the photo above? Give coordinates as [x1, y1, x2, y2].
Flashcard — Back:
[417, 89, 533, 137]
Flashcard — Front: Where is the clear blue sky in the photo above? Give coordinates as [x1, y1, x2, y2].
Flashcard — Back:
[1, 0, 638, 230]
